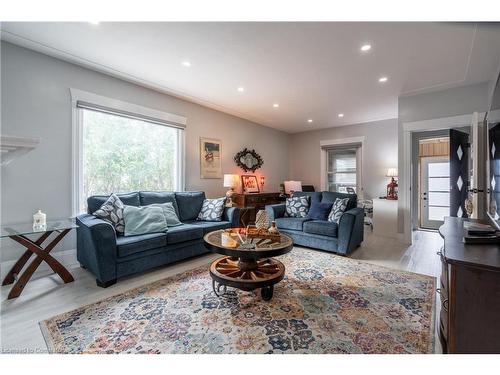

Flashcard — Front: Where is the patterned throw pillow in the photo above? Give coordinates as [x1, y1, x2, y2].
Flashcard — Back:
[328, 197, 349, 224]
[285, 196, 310, 218]
[197, 197, 226, 222]
[93, 193, 125, 234]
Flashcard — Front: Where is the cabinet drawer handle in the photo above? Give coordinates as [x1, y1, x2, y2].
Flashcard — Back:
[442, 298, 449, 312]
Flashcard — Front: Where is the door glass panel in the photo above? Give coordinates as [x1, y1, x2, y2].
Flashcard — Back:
[428, 206, 450, 221]
[428, 177, 450, 192]
[428, 162, 449, 177]
[428, 192, 450, 206]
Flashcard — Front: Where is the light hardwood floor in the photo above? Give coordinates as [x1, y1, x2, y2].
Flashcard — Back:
[0, 228, 443, 353]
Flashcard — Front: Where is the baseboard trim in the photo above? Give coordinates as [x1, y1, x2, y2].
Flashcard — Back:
[0, 248, 78, 281]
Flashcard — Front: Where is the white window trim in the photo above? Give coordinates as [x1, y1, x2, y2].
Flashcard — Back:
[70, 88, 187, 216]
[320, 136, 364, 198]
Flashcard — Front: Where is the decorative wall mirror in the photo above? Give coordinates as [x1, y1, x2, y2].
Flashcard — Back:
[234, 148, 264, 172]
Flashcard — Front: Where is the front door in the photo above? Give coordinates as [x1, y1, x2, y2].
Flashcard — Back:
[449, 129, 470, 218]
[420, 156, 450, 229]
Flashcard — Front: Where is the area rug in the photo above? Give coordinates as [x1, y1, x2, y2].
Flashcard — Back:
[40, 249, 435, 354]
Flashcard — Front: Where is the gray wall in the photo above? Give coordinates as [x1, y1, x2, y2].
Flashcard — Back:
[397, 81, 492, 234]
[0, 42, 290, 261]
[288, 118, 399, 200]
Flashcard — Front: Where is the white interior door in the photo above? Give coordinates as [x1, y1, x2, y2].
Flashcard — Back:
[420, 156, 450, 229]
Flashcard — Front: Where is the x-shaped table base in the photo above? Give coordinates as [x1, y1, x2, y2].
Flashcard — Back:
[2, 229, 74, 299]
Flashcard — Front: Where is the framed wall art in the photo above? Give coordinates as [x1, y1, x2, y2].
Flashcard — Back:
[241, 174, 260, 193]
[200, 137, 222, 179]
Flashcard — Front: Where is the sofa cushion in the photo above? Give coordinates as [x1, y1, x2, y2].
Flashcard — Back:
[197, 197, 226, 222]
[307, 202, 333, 221]
[328, 197, 350, 224]
[275, 217, 311, 231]
[123, 205, 168, 236]
[166, 224, 204, 244]
[116, 232, 167, 258]
[92, 193, 126, 234]
[293, 191, 322, 206]
[149, 202, 183, 227]
[303, 220, 338, 238]
[320, 191, 357, 211]
[184, 220, 231, 234]
[285, 196, 310, 218]
[139, 191, 179, 215]
[175, 192, 206, 221]
[87, 192, 140, 215]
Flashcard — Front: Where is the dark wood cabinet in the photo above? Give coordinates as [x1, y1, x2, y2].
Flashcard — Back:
[233, 192, 282, 226]
[438, 217, 500, 353]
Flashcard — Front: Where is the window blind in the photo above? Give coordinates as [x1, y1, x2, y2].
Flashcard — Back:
[76, 101, 186, 130]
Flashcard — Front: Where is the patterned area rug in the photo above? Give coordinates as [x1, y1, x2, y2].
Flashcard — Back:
[40, 249, 435, 353]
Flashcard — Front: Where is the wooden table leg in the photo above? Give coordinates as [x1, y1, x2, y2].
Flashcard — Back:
[2, 232, 51, 286]
[6, 229, 74, 299]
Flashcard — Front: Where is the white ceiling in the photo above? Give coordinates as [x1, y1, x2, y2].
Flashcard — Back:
[2, 22, 500, 133]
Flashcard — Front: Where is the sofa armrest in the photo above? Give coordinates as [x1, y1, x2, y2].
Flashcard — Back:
[76, 214, 118, 283]
[266, 204, 286, 222]
[222, 207, 240, 227]
[337, 207, 364, 254]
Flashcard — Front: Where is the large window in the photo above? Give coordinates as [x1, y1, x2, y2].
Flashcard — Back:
[72, 90, 185, 214]
[326, 148, 360, 193]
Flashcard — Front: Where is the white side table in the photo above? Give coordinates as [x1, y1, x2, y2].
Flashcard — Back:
[372, 198, 398, 239]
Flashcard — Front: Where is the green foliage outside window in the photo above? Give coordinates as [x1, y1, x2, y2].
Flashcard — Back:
[82, 109, 177, 202]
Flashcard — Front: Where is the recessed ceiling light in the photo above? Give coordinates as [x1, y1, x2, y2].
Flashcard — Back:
[89, 21, 100, 25]
[378, 76, 388, 83]
[273, 103, 279, 108]
[181, 61, 191, 67]
[237, 87, 245, 92]
[307, 119, 313, 123]
[360, 44, 371, 52]
[338, 113, 344, 118]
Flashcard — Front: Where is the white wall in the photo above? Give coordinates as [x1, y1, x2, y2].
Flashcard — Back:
[0, 42, 290, 262]
[288, 118, 399, 200]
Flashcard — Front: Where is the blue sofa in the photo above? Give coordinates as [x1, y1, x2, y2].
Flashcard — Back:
[77, 191, 240, 287]
[266, 191, 364, 255]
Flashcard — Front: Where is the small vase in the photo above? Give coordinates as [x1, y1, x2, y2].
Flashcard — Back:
[33, 210, 47, 231]
[268, 221, 279, 234]
[255, 210, 269, 230]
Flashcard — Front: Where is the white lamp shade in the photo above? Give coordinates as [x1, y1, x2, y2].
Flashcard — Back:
[284, 180, 302, 194]
[386, 168, 398, 177]
[223, 174, 239, 188]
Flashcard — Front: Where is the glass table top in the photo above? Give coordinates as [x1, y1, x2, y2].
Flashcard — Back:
[0, 218, 77, 238]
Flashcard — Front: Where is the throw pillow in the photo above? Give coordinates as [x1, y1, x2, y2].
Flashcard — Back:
[328, 197, 350, 224]
[307, 202, 333, 220]
[123, 205, 168, 236]
[197, 197, 226, 222]
[150, 202, 183, 227]
[285, 196, 310, 218]
[93, 193, 125, 234]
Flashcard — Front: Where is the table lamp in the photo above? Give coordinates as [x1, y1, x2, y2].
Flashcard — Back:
[223, 174, 239, 207]
[386, 168, 398, 200]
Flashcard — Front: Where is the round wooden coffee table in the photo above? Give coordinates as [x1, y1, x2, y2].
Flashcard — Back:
[203, 229, 293, 301]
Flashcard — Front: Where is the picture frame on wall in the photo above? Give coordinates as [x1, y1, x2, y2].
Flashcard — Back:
[241, 174, 260, 193]
[200, 137, 222, 179]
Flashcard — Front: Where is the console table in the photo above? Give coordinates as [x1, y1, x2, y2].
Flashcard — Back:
[1, 219, 77, 299]
[438, 217, 500, 353]
[233, 192, 282, 226]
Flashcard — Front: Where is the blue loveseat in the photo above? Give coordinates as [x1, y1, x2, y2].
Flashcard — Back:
[76, 191, 240, 287]
[266, 191, 364, 255]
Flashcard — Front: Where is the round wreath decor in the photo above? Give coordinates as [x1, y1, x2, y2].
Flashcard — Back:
[233, 148, 264, 172]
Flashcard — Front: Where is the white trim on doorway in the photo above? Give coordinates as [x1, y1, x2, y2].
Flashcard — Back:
[400, 112, 485, 244]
